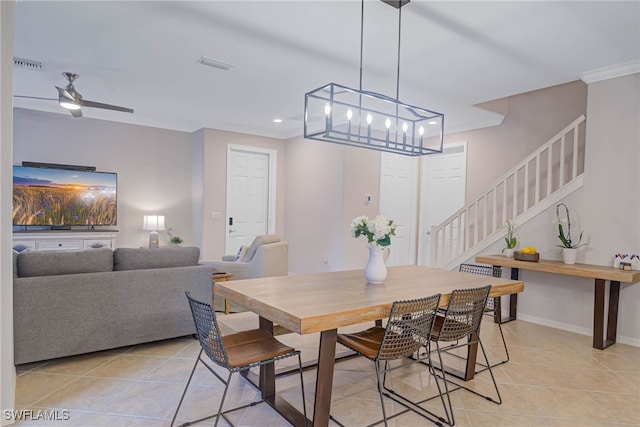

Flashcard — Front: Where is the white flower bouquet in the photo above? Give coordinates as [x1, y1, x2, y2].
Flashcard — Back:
[350, 214, 396, 247]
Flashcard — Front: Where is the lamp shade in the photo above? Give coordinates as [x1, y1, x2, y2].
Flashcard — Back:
[142, 215, 165, 231]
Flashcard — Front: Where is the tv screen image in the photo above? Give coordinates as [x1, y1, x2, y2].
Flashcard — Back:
[13, 165, 117, 226]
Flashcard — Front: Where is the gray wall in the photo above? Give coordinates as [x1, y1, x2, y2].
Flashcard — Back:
[445, 80, 588, 202]
[13, 108, 198, 249]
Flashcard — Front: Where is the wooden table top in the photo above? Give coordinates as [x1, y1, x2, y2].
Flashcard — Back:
[476, 255, 640, 283]
[214, 265, 524, 335]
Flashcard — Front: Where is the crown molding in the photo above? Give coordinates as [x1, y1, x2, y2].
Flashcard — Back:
[581, 61, 640, 84]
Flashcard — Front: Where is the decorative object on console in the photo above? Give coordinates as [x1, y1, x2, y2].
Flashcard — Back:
[501, 219, 517, 257]
[514, 249, 540, 262]
[351, 214, 395, 283]
[303, 0, 444, 156]
[556, 203, 586, 264]
[143, 215, 165, 249]
[167, 227, 183, 247]
[613, 254, 639, 270]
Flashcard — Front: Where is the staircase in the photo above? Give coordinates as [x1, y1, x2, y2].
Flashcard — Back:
[431, 115, 586, 269]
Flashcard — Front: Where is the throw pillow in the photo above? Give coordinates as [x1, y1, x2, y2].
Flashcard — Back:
[234, 245, 249, 262]
[12, 244, 30, 253]
[242, 234, 281, 262]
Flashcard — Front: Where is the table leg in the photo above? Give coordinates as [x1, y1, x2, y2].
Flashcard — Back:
[494, 266, 518, 324]
[464, 332, 479, 381]
[258, 317, 275, 398]
[314, 329, 338, 427]
[242, 317, 309, 426]
[593, 279, 620, 350]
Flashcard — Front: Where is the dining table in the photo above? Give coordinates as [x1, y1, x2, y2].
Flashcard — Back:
[214, 265, 524, 427]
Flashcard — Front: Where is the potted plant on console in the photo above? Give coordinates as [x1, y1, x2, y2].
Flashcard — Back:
[502, 219, 517, 257]
[556, 203, 586, 264]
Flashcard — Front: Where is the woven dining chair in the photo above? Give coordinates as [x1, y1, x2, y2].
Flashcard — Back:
[458, 263, 509, 368]
[171, 292, 307, 427]
[336, 294, 444, 427]
[430, 285, 502, 426]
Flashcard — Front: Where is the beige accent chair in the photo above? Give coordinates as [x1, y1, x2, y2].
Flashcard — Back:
[206, 234, 288, 313]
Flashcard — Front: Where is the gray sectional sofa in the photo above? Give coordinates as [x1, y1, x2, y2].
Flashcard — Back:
[13, 246, 213, 365]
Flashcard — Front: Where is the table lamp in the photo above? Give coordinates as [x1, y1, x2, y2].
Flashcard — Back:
[143, 215, 165, 249]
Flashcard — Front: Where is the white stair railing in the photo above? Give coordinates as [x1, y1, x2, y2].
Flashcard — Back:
[431, 115, 586, 268]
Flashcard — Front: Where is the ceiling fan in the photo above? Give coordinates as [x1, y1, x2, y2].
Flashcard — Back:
[14, 72, 134, 118]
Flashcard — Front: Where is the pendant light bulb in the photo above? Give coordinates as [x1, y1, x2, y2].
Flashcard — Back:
[324, 103, 331, 115]
[385, 118, 391, 129]
[366, 113, 373, 125]
[346, 109, 353, 120]
[402, 122, 408, 133]
[418, 126, 424, 136]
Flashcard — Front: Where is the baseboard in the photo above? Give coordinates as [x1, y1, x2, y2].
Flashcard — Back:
[516, 313, 640, 348]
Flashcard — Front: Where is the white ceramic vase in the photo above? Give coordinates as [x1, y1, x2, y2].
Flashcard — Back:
[503, 248, 515, 258]
[365, 245, 389, 284]
[562, 247, 578, 264]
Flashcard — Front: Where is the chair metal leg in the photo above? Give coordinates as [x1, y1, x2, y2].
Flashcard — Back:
[432, 336, 502, 420]
[427, 346, 453, 427]
[496, 321, 510, 364]
[374, 353, 451, 427]
[434, 343, 455, 426]
[375, 362, 389, 427]
[296, 353, 309, 427]
[171, 349, 202, 427]
[477, 338, 502, 404]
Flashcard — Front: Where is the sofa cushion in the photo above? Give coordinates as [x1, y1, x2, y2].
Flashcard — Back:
[113, 246, 200, 271]
[17, 248, 114, 278]
[242, 234, 281, 262]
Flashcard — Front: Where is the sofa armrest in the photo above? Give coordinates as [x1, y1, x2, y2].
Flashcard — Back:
[201, 260, 261, 280]
[200, 241, 288, 281]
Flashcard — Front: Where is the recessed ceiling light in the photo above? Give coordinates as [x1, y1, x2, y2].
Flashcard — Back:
[273, 118, 282, 123]
[428, 121, 438, 125]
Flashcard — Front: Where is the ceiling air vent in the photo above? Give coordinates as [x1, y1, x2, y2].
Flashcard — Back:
[13, 57, 44, 71]
[197, 56, 233, 71]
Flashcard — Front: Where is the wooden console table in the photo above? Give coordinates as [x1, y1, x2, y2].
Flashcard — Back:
[476, 254, 640, 350]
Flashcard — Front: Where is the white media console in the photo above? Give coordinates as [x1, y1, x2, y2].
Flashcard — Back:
[13, 231, 118, 252]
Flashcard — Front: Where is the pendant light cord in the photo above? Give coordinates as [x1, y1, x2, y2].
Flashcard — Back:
[359, 0, 364, 92]
[396, 4, 402, 101]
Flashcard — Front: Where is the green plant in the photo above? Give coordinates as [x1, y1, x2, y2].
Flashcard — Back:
[169, 236, 183, 245]
[557, 224, 584, 249]
[501, 219, 517, 253]
[556, 203, 586, 249]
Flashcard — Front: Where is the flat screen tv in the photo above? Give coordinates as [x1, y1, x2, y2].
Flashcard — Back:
[13, 165, 117, 226]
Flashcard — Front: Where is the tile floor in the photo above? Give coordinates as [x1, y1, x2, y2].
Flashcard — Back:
[12, 318, 640, 426]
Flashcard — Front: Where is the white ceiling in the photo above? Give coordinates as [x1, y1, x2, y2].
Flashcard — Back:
[12, 1, 640, 139]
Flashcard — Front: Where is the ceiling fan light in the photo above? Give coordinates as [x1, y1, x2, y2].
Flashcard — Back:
[59, 100, 81, 110]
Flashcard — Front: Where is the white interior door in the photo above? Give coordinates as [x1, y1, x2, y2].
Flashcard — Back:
[225, 145, 276, 253]
[379, 152, 417, 266]
[418, 142, 467, 266]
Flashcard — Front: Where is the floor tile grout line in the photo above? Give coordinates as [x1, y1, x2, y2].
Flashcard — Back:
[21, 374, 86, 409]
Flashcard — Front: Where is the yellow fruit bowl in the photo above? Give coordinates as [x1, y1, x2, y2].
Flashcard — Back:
[514, 251, 540, 262]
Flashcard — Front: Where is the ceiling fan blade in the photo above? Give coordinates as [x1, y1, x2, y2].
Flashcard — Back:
[82, 99, 133, 114]
[13, 95, 57, 101]
[70, 108, 83, 118]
